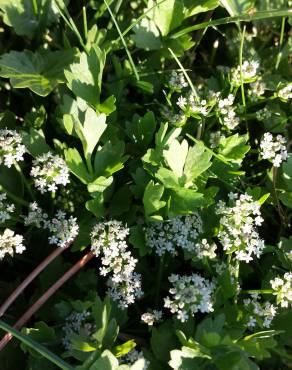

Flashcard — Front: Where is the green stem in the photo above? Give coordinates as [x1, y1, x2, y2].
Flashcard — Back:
[241, 289, 274, 295]
[239, 25, 246, 108]
[275, 17, 286, 70]
[0, 185, 29, 207]
[155, 255, 165, 308]
[31, 0, 38, 17]
[14, 163, 35, 201]
[82, 6, 88, 41]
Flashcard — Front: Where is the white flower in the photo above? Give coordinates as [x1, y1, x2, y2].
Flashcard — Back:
[217, 93, 240, 130]
[244, 295, 277, 329]
[270, 273, 292, 308]
[177, 96, 187, 109]
[44, 210, 79, 248]
[0, 228, 25, 260]
[0, 129, 26, 167]
[169, 71, 188, 89]
[0, 193, 15, 223]
[278, 83, 292, 100]
[194, 239, 217, 259]
[145, 213, 203, 256]
[232, 60, 260, 85]
[248, 80, 266, 100]
[216, 193, 265, 263]
[141, 310, 163, 326]
[164, 273, 215, 322]
[23, 202, 48, 228]
[31, 152, 70, 193]
[260, 133, 287, 167]
[91, 220, 143, 308]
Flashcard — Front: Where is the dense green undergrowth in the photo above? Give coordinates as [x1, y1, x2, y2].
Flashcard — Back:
[0, 0, 291, 369]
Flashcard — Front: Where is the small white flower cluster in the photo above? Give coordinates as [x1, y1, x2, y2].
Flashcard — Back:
[161, 106, 186, 126]
[248, 80, 266, 101]
[194, 239, 217, 259]
[217, 93, 240, 130]
[270, 273, 292, 308]
[120, 349, 150, 370]
[232, 60, 260, 85]
[176, 93, 209, 116]
[216, 193, 265, 263]
[255, 107, 272, 121]
[30, 152, 70, 193]
[141, 310, 163, 326]
[243, 294, 277, 329]
[260, 132, 288, 167]
[144, 213, 203, 256]
[62, 310, 93, 350]
[0, 129, 26, 167]
[164, 273, 215, 322]
[278, 83, 292, 100]
[169, 71, 188, 89]
[91, 220, 143, 308]
[23, 202, 48, 228]
[0, 193, 15, 223]
[0, 228, 25, 260]
[45, 210, 79, 248]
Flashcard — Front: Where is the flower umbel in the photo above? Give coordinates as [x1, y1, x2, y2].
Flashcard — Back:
[0, 228, 25, 260]
[0, 129, 26, 168]
[0, 193, 15, 223]
[260, 133, 287, 167]
[30, 152, 70, 193]
[270, 273, 292, 308]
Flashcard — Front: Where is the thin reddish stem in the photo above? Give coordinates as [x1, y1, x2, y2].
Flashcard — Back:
[0, 251, 94, 351]
[0, 240, 74, 318]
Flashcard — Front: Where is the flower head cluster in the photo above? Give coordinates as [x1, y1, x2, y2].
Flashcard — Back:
[176, 93, 209, 116]
[248, 80, 266, 100]
[260, 133, 287, 167]
[161, 106, 186, 126]
[0, 193, 15, 223]
[23, 202, 48, 228]
[194, 239, 217, 259]
[270, 273, 292, 308]
[164, 273, 215, 322]
[62, 310, 93, 350]
[0, 228, 25, 260]
[0, 129, 26, 167]
[44, 210, 79, 248]
[169, 71, 188, 89]
[278, 83, 292, 100]
[141, 310, 163, 326]
[216, 193, 265, 263]
[120, 349, 150, 370]
[255, 107, 272, 121]
[232, 60, 260, 85]
[243, 294, 277, 329]
[91, 220, 143, 308]
[145, 213, 203, 256]
[30, 152, 70, 193]
[217, 93, 240, 130]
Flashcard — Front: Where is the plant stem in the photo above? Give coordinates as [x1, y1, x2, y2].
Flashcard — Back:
[239, 25, 246, 108]
[272, 166, 287, 226]
[241, 289, 274, 294]
[0, 185, 29, 207]
[82, 6, 88, 41]
[155, 255, 164, 308]
[14, 162, 35, 201]
[0, 239, 75, 318]
[0, 251, 94, 351]
[275, 17, 286, 70]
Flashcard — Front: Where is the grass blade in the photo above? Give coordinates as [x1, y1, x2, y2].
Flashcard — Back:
[171, 9, 292, 39]
[0, 321, 74, 370]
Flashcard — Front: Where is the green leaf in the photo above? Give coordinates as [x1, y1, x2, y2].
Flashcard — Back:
[89, 350, 119, 370]
[87, 176, 113, 194]
[0, 321, 73, 370]
[0, 49, 77, 96]
[97, 95, 116, 115]
[21, 128, 50, 157]
[129, 225, 150, 257]
[94, 140, 128, 177]
[65, 45, 106, 107]
[143, 181, 166, 219]
[86, 194, 106, 217]
[113, 340, 136, 357]
[65, 148, 91, 184]
[147, 0, 184, 36]
[0, 0, 60, 38]
[164, 139, 188, 177]
[151, 321, 179, 362]
[219, 0, 254, 16]
[282, 154, 292, 191]
[183, 0, 219, 18]
[218, 134, 250, 163]
[126, 111, 157, 150]
[169, 188, 206, 215]
[156, 167, 180, 189]
[184, 142, 212, 184]
[131, 18, 161, 50]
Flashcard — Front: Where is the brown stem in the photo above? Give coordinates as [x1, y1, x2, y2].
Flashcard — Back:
[0, 239, 75, 318]
[0, 251, 94, 351]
